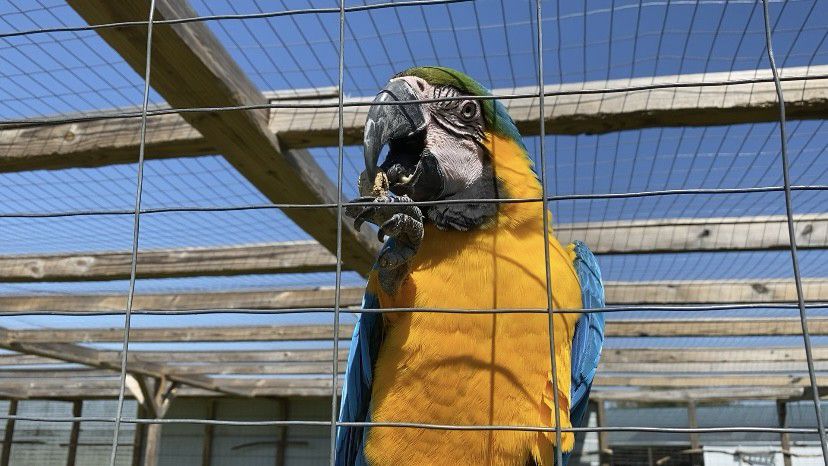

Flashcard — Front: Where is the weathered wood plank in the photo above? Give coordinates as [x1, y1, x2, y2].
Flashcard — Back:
[1, 277, 825, 314]
[4, 66, 827, 172]
[0, 241, 336, 282]
[4, 360, 820, 377]
[65, 0, 377, 275]
[591, 387, 806, 402]
[556, 213, 828, 254]
[271, 65, 828, 145]
[606, 278, 828, 304]
[0, 329, 251, 397]
[3, 214, 824, 282]
[0, 287, 365, 313]
[594, 374, 824, 388]
[8, 317, 828, 344]
[0, 376, 818, 400]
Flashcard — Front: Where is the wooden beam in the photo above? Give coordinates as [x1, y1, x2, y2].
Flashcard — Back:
[201, 399, 215, 466]
[594, 399, 611, 466]
[687, 401, 701, 466]
[63, 346, 828, 366]
[66, 400, 82, 466]
[65, 0, 378, 275]
[591, 387, 806, 402]
[9, 317, 828, 344]
[605, 278, 828, 304]
[556, 213, 828, 254]
[1, 277, 826, 315]
[0, 328, 251, 397]
[271, 65, 828, 145]
[593, 374, 825, 388]
[2, 213, 824, 283]
[0, 349, 349, 366]
[3, 65, 826, 170]
[0, 373, 820, 399]
[0, 88, 335, 172]
[0, 241, 336, 282]
[777, 400, 793, 466]
[0, 400, 16, 466]
[1, 357, 825, 378]
[0, 287, 365, 313]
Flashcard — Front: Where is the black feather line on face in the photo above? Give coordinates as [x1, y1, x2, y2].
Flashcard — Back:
[430, 86, 486, 144]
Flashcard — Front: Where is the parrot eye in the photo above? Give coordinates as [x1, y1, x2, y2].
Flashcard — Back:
[460, 101, 478, 121]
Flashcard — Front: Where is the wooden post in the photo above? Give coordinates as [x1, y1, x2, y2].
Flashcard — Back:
[134, 376, 178, 466]
[66, 400, 83, 466]
[131, 404, 147, 466]
[687, 400, 701, 466]
[777, 400, 792, 466]
[201, 399, 216, 466]
[0, 400, 17, 466]
[594, 400, 610, 466]
[275, 399, 290, 466]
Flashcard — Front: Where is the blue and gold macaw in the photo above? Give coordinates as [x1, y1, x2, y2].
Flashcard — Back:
[337, 67, 605, 466]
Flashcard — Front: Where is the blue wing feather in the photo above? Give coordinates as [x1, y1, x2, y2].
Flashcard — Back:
[563, 241, 606, 465]
[336, 243, 390, 466]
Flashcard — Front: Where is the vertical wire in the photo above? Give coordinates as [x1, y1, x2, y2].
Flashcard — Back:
[535, 0, 565, 465]
[759, 0, 828, 463]
[109, 0, 156, 464]
[329, 0, 346, 464]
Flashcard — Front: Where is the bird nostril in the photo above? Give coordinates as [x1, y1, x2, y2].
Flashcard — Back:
[417, 80, 425, 92]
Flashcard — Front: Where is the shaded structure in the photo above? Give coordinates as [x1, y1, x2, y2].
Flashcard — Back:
[0, 0, 827, 464]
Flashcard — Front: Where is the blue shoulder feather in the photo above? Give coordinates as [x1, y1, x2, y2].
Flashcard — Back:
[563, 241, 606, 465]
[336, 240, 392, 466]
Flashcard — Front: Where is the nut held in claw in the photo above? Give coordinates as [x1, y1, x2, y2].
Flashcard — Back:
[358, 170, 390, 197]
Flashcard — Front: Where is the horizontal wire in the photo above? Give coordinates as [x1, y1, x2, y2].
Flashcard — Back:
[2, 73, 826, 128]
[0, 303, 826, 317]
[1, 185, 826, 218]
[0, 0, 473, 41]
[0, 414, 815, 434]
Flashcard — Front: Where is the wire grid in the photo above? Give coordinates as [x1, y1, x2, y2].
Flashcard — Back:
[0, 0, 826, 465]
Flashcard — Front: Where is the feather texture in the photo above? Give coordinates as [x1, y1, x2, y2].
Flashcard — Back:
[336, 268, 384, 466]
[561, 242, 606, 466]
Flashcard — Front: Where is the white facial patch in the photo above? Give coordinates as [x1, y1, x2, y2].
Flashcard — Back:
[425, 122, 485, 197]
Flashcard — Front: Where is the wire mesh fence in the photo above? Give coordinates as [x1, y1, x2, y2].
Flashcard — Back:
[0, 0, 827, 465]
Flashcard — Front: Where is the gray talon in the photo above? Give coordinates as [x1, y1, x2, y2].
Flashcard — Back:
[344, 194, 424, 295]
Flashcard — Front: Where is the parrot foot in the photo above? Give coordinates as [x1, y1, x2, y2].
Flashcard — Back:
[345, 194, 424, 295]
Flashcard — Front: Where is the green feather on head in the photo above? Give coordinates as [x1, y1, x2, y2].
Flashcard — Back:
[394, 66, 526, 147]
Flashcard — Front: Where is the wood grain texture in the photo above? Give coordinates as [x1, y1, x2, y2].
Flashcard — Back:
[4, 66, 826, 167]
[0, 277, 824, 315]
[65, 0, 377, 274]
[6, 317, 828, 344]
[0, 241, 336, 282]
[3, 214, 823, 282]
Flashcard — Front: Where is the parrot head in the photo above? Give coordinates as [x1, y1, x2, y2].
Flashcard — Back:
[362, 66, 539, 231]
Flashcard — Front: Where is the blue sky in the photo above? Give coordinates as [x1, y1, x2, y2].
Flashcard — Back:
[0, 0, 826, 341]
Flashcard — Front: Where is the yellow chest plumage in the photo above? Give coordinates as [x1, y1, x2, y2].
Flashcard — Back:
[364, 135, 583, 466]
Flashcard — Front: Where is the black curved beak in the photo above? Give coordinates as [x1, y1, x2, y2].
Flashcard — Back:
[363, 79, 427, 179]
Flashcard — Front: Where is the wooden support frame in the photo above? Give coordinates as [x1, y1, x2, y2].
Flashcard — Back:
[594, 399, 611, 466]
[5, 317, 828, 346]
[0, 277, 825, 317]
[0, 327, 251, 397]
[4, 66, 827, 171]
[201, 399, 215, 466]
[687, 400, 701, 466]
[777, 400, 793, 466]
[0, 241, 337, 282]
[64, 0, 378, 275]
[1, 213, 824, 283]
[133, 376, 178, 466]
[0, 400, 17, 466]
[66, 400, 82, 466]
